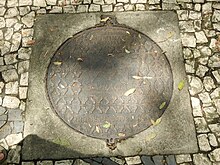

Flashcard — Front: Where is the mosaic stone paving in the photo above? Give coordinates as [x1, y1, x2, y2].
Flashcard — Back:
[0, 0, 220, 164]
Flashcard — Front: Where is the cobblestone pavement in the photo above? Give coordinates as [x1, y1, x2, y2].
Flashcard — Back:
[0, 0, 220, 164]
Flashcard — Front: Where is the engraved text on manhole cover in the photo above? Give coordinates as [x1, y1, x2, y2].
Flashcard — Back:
[46, 24, 173, 140]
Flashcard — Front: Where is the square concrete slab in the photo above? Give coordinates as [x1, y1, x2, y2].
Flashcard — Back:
[22, 11, 198, 160]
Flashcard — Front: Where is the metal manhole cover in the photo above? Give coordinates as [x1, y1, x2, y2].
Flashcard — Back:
[46, 21, 173, 141]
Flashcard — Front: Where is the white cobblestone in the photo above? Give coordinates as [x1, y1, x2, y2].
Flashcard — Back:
[198, 92, 212, 104]
[193, 49, 201, 58]
[125, 156, 142, 165]
[176, 154, 192, 164]
[0, 82, 4, 93]
[77, 5, 88, 13]
[2, 69, 19, 82]
[179, 21, 195, 32]
[46, 0, 57, 5]
[203, 107, 219, 122]
[202, 3, 212, 14]
[194, 4, 201, 11]
[5, 133, 22, 146]
[1, 41, 11, 55]
[0, 17, 6, 28]
[5, 81, 19, 95]
[194, 117, 209, 133]
[6, 18, 18, 27]
[195, 31, 208, 43]
[18, 47, 31, 60]
[117, 0, 129, 3]
[18, 61, 29, 74]
[54, 160, 74, 165]
[198, 134, 212, 151]
[193, 154, 212, 165]
[177, 10, 188, 20]
[19, 87, 28, 99]
[11, 32, 22, 52]
[193, 0, 204, 3]
[191, 97, 203, 117]
[7, 0, 18, 7]
[0, 0, 6, 6]
[203, 76, 215, 92]
[183, 48, 193, 59]
[21, 11, 35, 28]
[3, 96, 20, 109]
[181, 33, 196, 47]
[49, 6, 63, 13]
[63, 5, 76, 13]
[114, 4, 124, 11]
[102, 4, 113, 12]
[19, 0, 32, 6]
[196, 65, 208, 77]
[209, 124, 220, 136]
[213, 3, 220, 9]
[5, 8, 19, 18]
[136, 4, 145, 11]
[73, 159, 90, 165]
[104, 0, 116, 4]
[189, 11, 202, 20]
[124, 4, 134, 10]
[89, 4, 101, 12]
[208, 133, 219, 147]
[209, 38, 217, 51]
[214, 99, 220, 115]
[213, 10, 220, 22]
[4, 28, 14, 40]
[213, 23, 220, 31]
[210, 87, 220, 99]
[148, 0, 160, 4]
[212, 70, 220, 84]
[20, 72, 29, 86]
[209, 148, 220, 162]
[209, 53, 220, 68]
[199, 46, 212, 57]
[0, 7, 6, 16]
[14, 23, 23, 32]
[93, 0, 104, 4]
[33, 0, 47, 7]
[189, 76, 203, 95]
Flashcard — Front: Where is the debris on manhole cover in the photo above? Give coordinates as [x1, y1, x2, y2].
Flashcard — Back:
[46, 16, 173, 149]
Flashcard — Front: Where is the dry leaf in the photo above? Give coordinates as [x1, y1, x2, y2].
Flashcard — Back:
[150, 117, 162, 126]
[126, 31, 130, 35]
[118, 133, 126, 137]
[103, 121, 111, 128]
[143, 76, 153, 79]
[125, 49, 131, 54]
[124, 88, 136, 96]
[53, 61, 62, 66]
[159, 102, 166, 110]
[77, 58, 83, 62]
[132, 76, 142, 80]
[108, 54, 114, 57]
[27, 40, 35, 45]
[178, 80, 185, 91]
[138, 34, 141, 38]
[167, 31, 174, 38]
[89, 35, 93, 40]
[95, 126, 100, 133]
[145, 133, 157, 142]
[100, 17, 110, 22]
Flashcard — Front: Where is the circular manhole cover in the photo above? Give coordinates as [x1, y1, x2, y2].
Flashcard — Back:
[46, 24, 173, 141]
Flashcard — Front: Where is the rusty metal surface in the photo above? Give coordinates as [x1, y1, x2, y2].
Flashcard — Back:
[46, 25, 173, 140]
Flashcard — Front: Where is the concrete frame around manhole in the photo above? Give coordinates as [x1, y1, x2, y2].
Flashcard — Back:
[22, 11, 198, 160]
